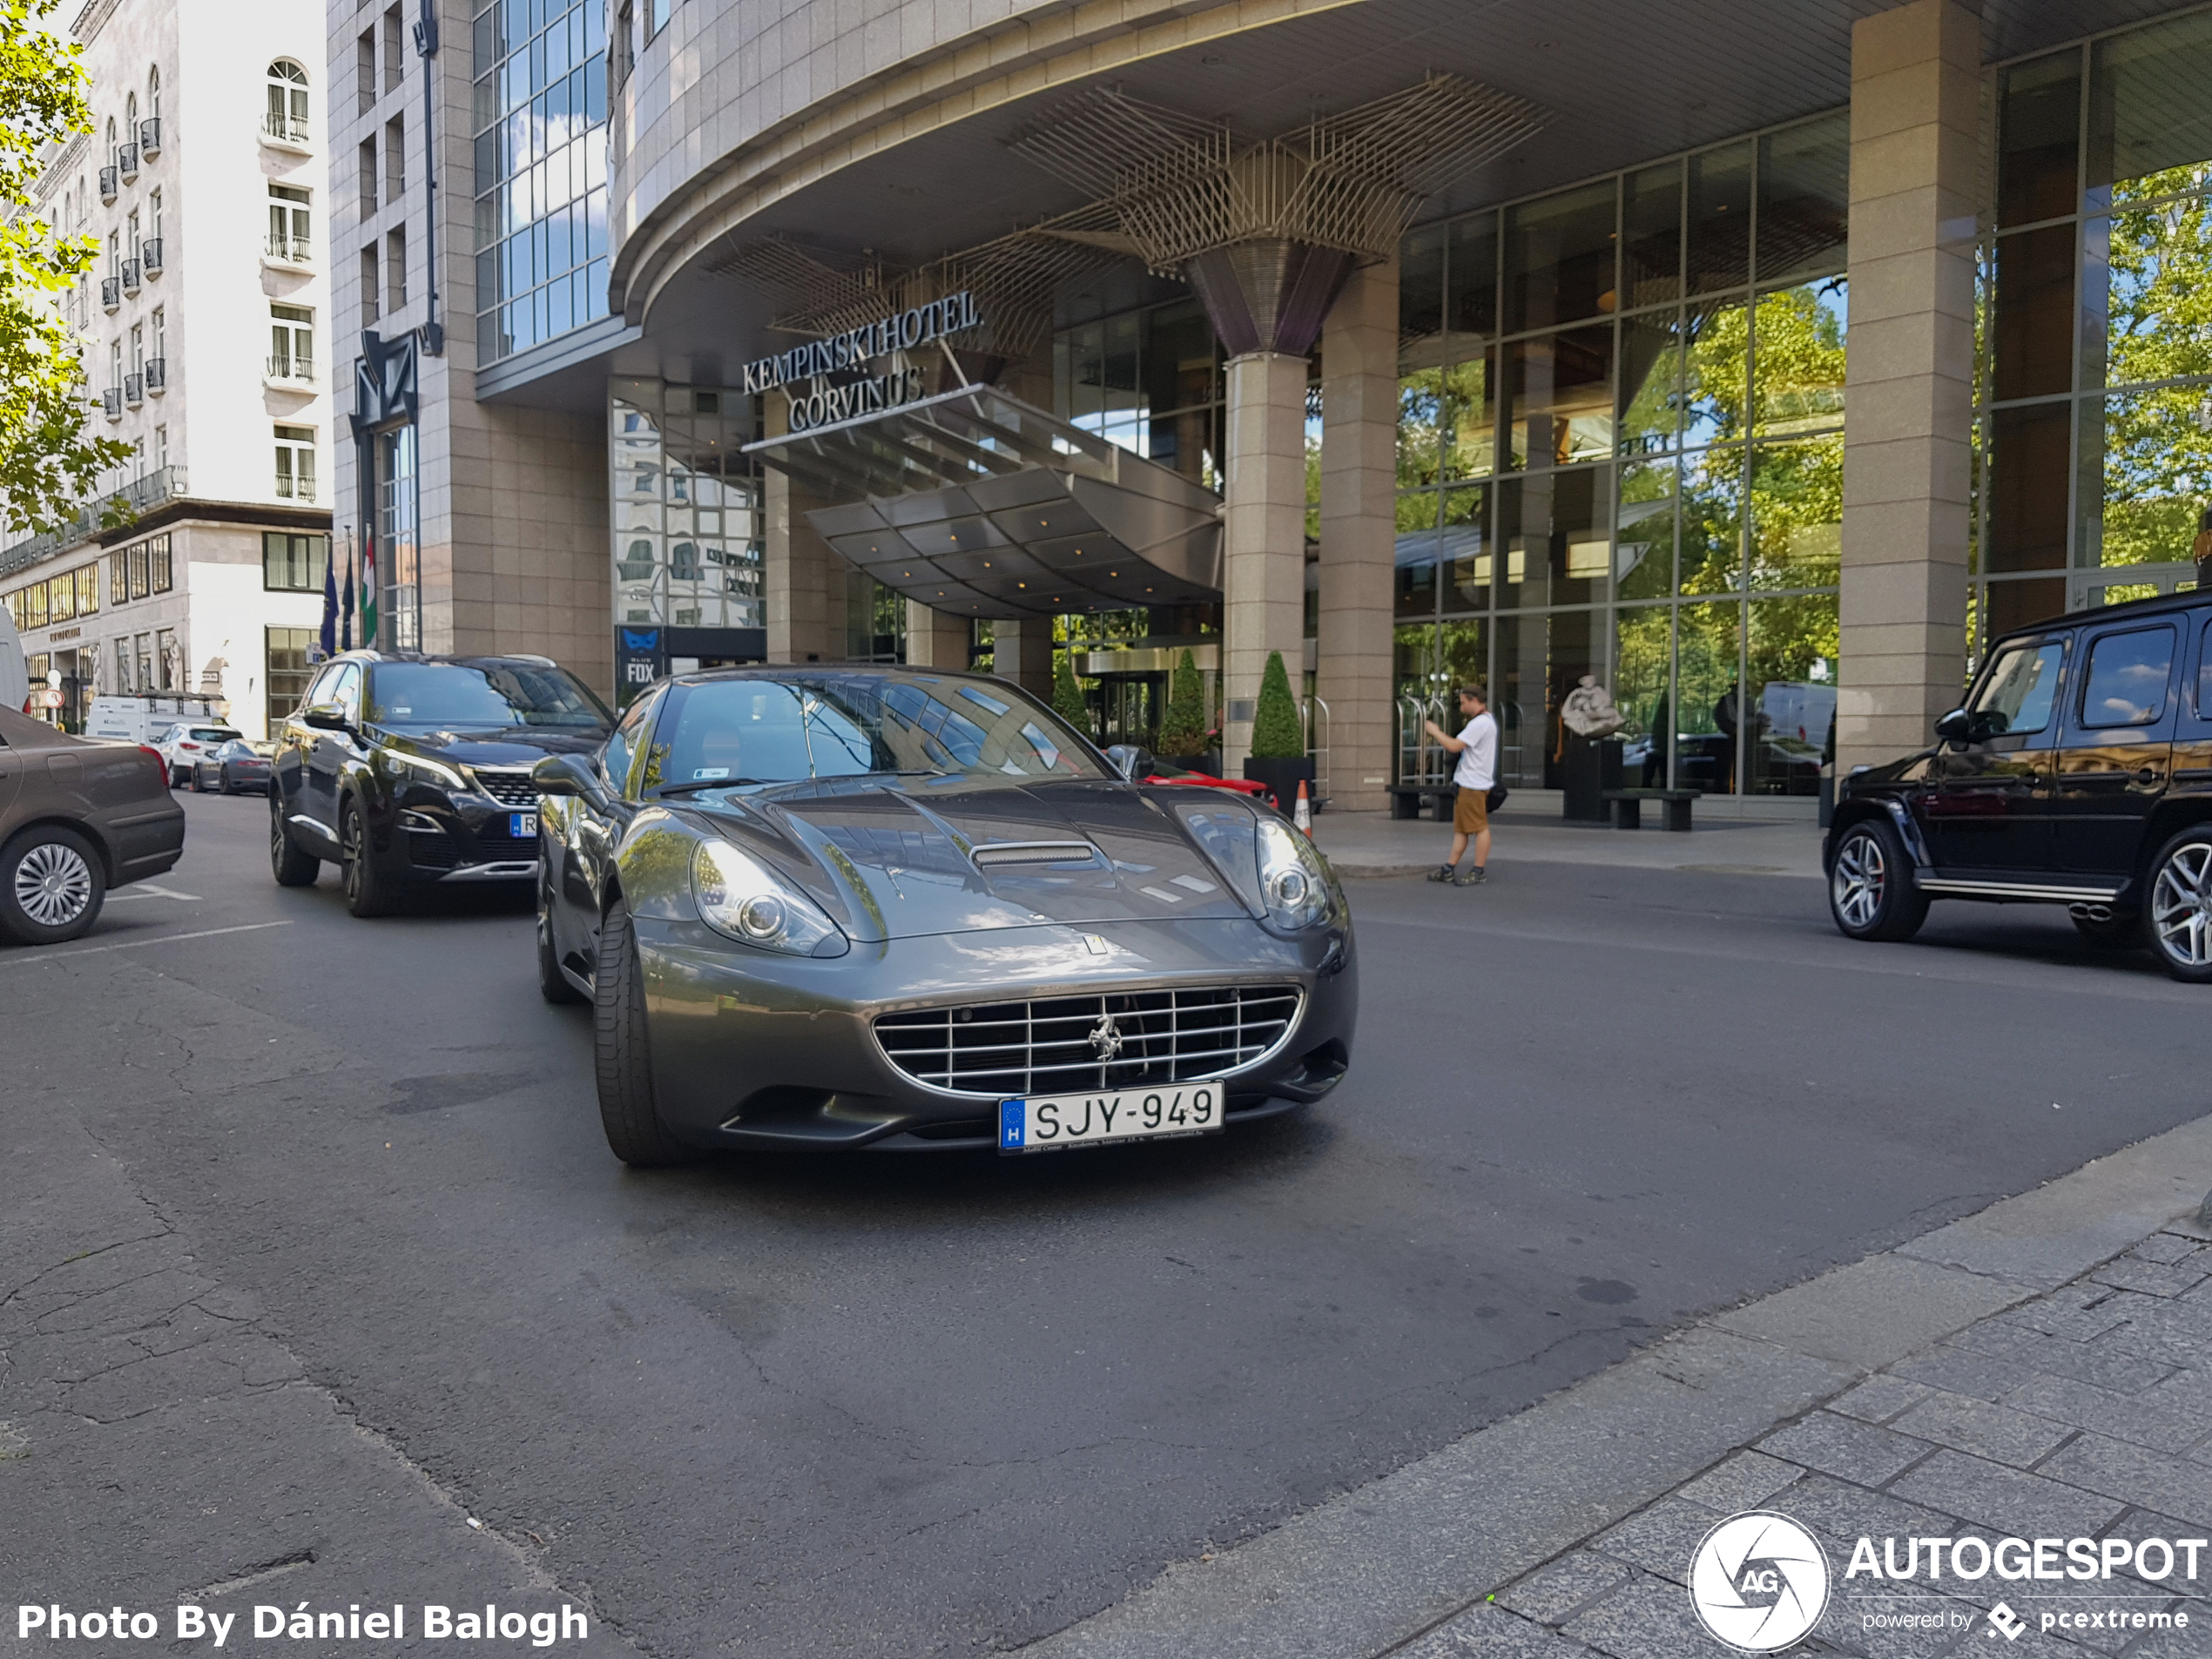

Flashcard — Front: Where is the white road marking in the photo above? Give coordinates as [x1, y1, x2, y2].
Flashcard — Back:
[0, 920, 293, 968]
[105, 883, 203, 903]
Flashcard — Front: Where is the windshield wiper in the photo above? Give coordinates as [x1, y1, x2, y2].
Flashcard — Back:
[657, 778, 778, 795]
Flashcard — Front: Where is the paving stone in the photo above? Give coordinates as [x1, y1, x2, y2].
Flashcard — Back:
[1946, 1318, 2044, 1359]
[2038, 1434, 2212, 1531]
[1885, 1388, 2074, 1468]
[2092, 1260, 2212, 1299]
[2127, 1236, 2207, 1267]
[1676, 1449, 1804, 1514]
[1770, 1473, 1963, 1554]
[1889, 1449, 2127, 1539]
[1588, 1495, 1718, 1583]
[1997, 1288, 2135, 1344]
[1560, 1573, 1718, 1659]
[1398, 1602, 1600, 1659]
[2001, 1372, 2209, 1456]
[1494, 1552, 1635, 1625]
[2119, 1621, 2212, 1659]
[1757, 1412, 1935, 1487]
[2013, 1330, 2182, 1396]
[1829, 1376, 1935, 1426]
[1890, 1344, 2044, 1403]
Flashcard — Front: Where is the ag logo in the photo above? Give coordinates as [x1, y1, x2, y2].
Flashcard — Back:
[1688, 1511, 1831, 1652]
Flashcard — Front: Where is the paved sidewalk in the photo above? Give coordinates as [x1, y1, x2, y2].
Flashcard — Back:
[1311, 809, 1826, 880]
[1023, 1117, 2212, 1659]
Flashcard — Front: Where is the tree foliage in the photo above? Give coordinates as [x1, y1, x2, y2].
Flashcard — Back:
[1156, 647, 1206, 755]
[1051, 648, 1091, 736]
[0, 0, 132, 538]
[1249, 650, 1304, 759]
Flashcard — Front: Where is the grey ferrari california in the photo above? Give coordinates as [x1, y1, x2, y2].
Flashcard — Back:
[531, 667, 1357, 1164]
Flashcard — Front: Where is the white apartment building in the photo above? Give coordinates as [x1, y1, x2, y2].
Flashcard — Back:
[0, 0, 334, 741]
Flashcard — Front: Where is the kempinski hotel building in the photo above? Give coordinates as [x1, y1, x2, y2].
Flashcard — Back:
[324, 0, 2212, 811]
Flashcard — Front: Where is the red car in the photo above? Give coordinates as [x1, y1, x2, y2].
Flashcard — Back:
[1146, 759, 1278, 808]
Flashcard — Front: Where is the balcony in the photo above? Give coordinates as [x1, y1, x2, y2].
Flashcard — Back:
[143, 357, 165, 395]
[120, 257, 140, 295]
[98, 165, 117, 202]
[138, 117, 160, 158]
[99, 276, 119, 312]
[274, 470, 317, 502]
[139, 237, 162, 276]
[117, 142, 139, 182]
[124, 372, 143, 408]
[0, 467, 190, 578]
[262, 233, 311, 267]
[101, 388, 122, 421]
[260, 111, 311, 152]
[265, 353, 316, 388]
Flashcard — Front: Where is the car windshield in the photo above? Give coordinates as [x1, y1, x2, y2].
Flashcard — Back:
[645, 671, 1109, 791]
[191, 727, 238, 742]
[365, 662, 610, 732]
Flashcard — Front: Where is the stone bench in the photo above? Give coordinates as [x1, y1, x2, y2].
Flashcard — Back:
[1385, 785, 1457, 822]
[1602, 788, 1698, 832]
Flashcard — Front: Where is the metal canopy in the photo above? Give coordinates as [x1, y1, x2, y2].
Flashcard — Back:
[743, 384, 1223, 621]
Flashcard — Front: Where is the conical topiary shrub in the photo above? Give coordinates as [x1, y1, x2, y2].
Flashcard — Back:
[1157, 648, 1206, 756]
[1248, 650, 1305, 759]
[1052, 650, 1092, 736]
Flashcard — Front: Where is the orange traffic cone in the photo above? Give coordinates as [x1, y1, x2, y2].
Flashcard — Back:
[1293, 778, 1312, 836]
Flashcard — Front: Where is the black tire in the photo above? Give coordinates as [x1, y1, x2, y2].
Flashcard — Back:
[269, 791, 320, 887]
[0, 825, 107, 946]
[219, 770, 236, 796]
[2072, 910, 2136, 947]
[593, 899, 698, 1166]
[1827, 818, 1929, 942]
[187, 766, 203, 792]
[2142, 827, 2212, 982]
[538, 884, 585, 1005]
[339, 793, 402, 918]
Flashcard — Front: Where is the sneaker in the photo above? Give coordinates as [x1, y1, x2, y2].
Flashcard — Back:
[1425, 865, 1457, 882]
[1455, 867, 1487, 887]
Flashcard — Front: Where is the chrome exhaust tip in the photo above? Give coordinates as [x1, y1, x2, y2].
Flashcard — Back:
[2068, 902, 2113, 922]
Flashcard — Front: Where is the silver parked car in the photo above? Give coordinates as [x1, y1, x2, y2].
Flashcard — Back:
[0, 705, 185, 944]
[533, 668, 1358, 1165]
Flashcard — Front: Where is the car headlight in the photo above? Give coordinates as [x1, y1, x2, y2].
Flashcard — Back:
[691, 839, 848, 957]
[1255, 818, 1333, 931]
[393, 752, 469, 792]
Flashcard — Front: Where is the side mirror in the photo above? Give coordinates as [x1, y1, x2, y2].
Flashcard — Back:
[300, 703, 346, 731]
[1103, 744, 1154, 783]
[532, 752, 605, 806]
[1933, 708, 1974, 743]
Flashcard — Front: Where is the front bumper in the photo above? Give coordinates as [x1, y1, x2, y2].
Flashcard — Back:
[637, 914, 1358, 1151]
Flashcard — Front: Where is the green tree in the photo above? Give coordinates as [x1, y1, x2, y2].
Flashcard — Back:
[1249, 650, 1304, 759]
[1157, 647, 1205, 755]
[1051, 648, 1091, 735]
[0, 0, 132, 536]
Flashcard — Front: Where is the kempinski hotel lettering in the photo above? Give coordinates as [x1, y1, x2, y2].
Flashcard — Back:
[740, 293, 983, 395]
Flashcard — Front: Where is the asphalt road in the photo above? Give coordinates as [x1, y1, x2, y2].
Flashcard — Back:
[7, 792, 2210, 1656]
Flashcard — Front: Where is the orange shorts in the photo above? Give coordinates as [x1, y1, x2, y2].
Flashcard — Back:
[1454, 787, 1489, 834]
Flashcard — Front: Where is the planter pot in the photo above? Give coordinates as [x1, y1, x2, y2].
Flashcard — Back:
[1183, 751, 1221, 778]
[1243, 756, 1315, 812]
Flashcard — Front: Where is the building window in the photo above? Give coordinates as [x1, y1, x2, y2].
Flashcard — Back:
[262, 531, 328, 592]
[385, 115, 404, 197]
[382, 5, 403, 95]
[111, 636, 131, 691]
[268, 183, 311, 261]
[266, 59, 308, 143]
[266, 627, 317, 729]
[606, 381, 765, 634]
[107, 550, 126, 605]
[273, 425, 316, 502]
[385, 226, 407, 310]
[647, 0, 671, 40]
[155, 627, 177, 691]
[152, 422, 166, 470]
[361, 244, 379, 323]
[270, 303, 314, 381]
[359, 138, 377, 213]
[146, 535, 172, 594]
[356, 28, 375, 113]
[74, 564, 99, 618]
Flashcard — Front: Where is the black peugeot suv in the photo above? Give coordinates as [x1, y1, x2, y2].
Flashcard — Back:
[1826, 590, 2212, 981]
[267, 651, 612, 917]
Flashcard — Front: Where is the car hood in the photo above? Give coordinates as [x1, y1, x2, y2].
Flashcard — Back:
[679, 776, 1258, 941]
[373, 725, 608, 770]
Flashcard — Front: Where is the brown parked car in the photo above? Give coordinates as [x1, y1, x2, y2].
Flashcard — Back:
[0, 705, 186, 945]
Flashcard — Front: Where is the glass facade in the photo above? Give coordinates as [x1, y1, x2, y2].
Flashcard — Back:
[610, 381, 764, 633]
[471, 0, 609, 366]
[1055, 299, 1226, 491]
[1978, 10, 2212, 648]
[1397, 111, 1847, 795]
[376, 425, 421, 650]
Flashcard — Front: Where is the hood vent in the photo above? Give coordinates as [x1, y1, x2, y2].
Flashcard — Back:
[970, 840, 1099, 868]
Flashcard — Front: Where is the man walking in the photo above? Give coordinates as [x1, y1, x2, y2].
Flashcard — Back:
[1423, 685, 1496, 887]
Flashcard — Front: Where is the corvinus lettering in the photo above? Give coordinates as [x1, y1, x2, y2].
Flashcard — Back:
[786, 366, 929, 434]
[15, 1602, 591, 1646]
[739, 292, 982, 395]
[1844, 1534, 2209, 1581]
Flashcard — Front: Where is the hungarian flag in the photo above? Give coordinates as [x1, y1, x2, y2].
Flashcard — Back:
[341, 547, 355, 651]
[360, 536, 378, 647]
[318, 552, 338, 659]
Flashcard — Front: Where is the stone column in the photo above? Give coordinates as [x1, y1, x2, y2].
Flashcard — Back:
[992, 617, 1053, 697]
[761, 396, 838, 664]
[906, 600, 970, 670]
[1837, 0, 1979, 777]
[1222, 350, 1311, 763]
[1318, 255, 1399, 813]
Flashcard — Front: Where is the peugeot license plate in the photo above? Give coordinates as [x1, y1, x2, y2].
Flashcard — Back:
[510, 811, 538, 839]
[998, 1082, 1223, 1154]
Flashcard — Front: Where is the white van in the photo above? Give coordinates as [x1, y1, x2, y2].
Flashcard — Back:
[84, 693, 226, 745]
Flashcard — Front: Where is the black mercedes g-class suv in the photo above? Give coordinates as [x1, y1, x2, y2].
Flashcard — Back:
[1825, 590, 2212, 980]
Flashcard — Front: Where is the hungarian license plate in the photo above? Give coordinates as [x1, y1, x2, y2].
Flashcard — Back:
[998, 1082, 1223, 1154]
[510, 811, 538, 839]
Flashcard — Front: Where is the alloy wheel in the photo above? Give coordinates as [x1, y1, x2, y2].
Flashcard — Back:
[341, 806, 363, 905]
[1831, 831, 1885, 930]
[2149, 842, 2212, 968]
[16, 840, 93, 928]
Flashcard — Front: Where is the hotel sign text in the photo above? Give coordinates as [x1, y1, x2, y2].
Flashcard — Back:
[740, 291, 982, 395]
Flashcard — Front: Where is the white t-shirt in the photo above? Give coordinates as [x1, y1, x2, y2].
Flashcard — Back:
[1453, 711, 1497, 791]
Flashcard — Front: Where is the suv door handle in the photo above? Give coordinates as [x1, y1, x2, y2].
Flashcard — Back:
[2137, 767, 2165, 784]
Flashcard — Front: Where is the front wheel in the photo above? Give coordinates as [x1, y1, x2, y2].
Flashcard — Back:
[1828, 818, 1929, 942]
[269, 791, 320, 887]
[593, 900, 698, 1166]
[2144, 829, 2212, 982]
[340, 794, 403, 918]
[0, 826, 106, 946]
